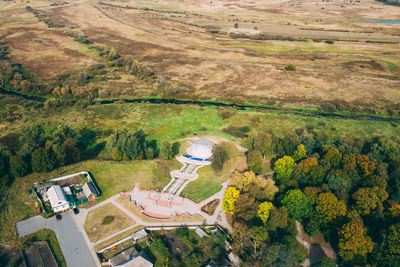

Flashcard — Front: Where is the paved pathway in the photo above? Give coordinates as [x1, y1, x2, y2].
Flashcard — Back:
[16, 212, 97, 267]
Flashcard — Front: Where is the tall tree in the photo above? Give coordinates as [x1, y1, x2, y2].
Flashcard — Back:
[282, 189, 312, 221]
[9, 155, 28, 177]
[247, 150, 263, 174]
[315, 193, 346, 224]
[338, 220, 373, 262]
[222, 187, 240, 214]
[257, 201, 274, 224]
[274, 156, 296, 186]
[376, 223, 400, 267]
[293, 144, 307, 162]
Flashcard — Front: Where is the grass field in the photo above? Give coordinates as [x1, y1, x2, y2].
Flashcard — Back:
[181, 156, 247, 202]
[19, 229, 67, 267]
[84, 203, 136, 243]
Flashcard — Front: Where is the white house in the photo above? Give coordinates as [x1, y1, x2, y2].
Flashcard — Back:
[47, 185, 70, 212]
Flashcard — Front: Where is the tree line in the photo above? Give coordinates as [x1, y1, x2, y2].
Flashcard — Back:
[220, 128, 400, 266]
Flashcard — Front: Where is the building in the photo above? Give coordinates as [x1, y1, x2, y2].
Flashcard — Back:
[82, 181, 99, 200]
[132, 229, 148, 242]
[195, 227, 208, 238]
[109, 247, 153, 267]
[47, 185, 69, 212]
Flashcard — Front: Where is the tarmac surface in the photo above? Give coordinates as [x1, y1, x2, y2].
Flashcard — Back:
[16, 212, 97, 267]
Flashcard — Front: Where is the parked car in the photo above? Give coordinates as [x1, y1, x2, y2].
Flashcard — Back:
[56, 214, 62, 221]
[73, 208, 79, 215]
[36, 207, 41, 214]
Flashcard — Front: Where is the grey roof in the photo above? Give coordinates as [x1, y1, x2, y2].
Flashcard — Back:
[132, 229, 147, 241]
[109, 247, 139, 266]
[82, 182, 98, 197]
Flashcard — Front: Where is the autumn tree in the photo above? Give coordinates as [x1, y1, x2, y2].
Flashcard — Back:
[62, 138, 80, 164]
[244, 132, 274, 158]
[293, 144, 307, 162]
[247, 150, 263, 174]
[257, 201, 274, 224]
[211, 143, 228, 172]
[274, 156, 296, 186]
[356, 154, 376, 177]
[282, 189, 312, 221]
[234, 194, 258, 221]
[322, 145, 342, 169]
[352, 187, 388, 215]
[338, 220, 373, 262]
[247, 175, 278, 201]
[326, 169, 351, 192]
[222, 187, 240, 214]
[315, 192, 346, 224]
[230, 171, 255, 192]
[266, 206, 288, 231]
[342, 153, 356, 170]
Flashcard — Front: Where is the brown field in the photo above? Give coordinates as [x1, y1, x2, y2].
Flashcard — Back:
[84, 203, 136, 242]
[1, 0, 400, 109]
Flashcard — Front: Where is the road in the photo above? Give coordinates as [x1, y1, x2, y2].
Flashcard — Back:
[16, 212, 97, 267]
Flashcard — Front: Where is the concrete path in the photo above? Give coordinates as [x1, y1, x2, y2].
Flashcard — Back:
[16, 212, 97, 267]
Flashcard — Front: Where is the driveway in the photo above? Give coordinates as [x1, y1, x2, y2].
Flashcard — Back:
[16, 212, 97, 267]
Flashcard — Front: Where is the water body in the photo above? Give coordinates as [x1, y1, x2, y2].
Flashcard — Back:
[367, 20, 400, 24]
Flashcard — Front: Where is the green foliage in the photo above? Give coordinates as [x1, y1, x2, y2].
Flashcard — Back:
[9, 155, 28, 177]
[322, 145, 342, 168]
[112, 147, 123, 161]
[247, 150, 263, 174]
[326, 169, 351, 192]
[376, 223, 400, 267]
[160, 140, 174, 159]
[247, 175, 278, 201]
[311, 257, 336, 267]
[211, 143, 228, 172]
[234, 194, 258, 222]
[150, 238, 169, 259]
[282, 189, 312, 221]
[284, 64, 296, 71]
[257, 201, 274, 224]
[101, 215, 115, 225]
[266, 206, 288, 231]
[222, 187, 240, 214]
[244, 132, 274, 157]
[31, 147, 57, 173]
[230, 171, 255, 192]
[304, 220, 319, 237]
[274, 156, 296, 186]
[107, 128, 150, 160]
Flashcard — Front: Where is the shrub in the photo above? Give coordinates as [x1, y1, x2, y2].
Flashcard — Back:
[101, 215, 115, 225]
[285, 64, 296, 71]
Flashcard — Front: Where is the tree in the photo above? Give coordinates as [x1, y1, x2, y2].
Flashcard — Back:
[31, 147, 56, 173]
[315, 193, 346, 224]
[151, 238, 169, 258]
[294, 157, 325, 186]
[247, 175, 278, 201]
[220, 141, 238, 159]
[160, 140, 173, 159]
[326, 169, 351, 192]
[234, 194, 258, 222]
[342, 153, 356, 170]
[305, 220, 319, 237]
[304, 186, 322, 204]
[322, 145, 342, 169]
[9, 155, 28, 177]
[352, 187, 388, 215]
[222, 187, 240, 214]
[211, 144, 228, 172]
[311, 257, 336, 267]
[112, 147, 123, 161]
[266, 206, 288, 231]
[356, 154, 376, 177]
[244, 132, 274, 157]
[248, 226, 269, 254]
[263, 244, 302, 267]
[0, 148, 10, 178]
[257, 201, 274, 224]
[376, 223, 400, 267]
[293, 144, 307, 162]
[62, 138, 80, 164]
[230, 171, 255, 192]
[282, 189, 312, 221]
[274, 156, 296, 186]
[338, 220, 373, 261]
[247, 150, 263, 174]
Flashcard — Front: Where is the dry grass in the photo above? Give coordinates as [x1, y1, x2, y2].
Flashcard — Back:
[94, 225, 145, 252]
[115, 196, 205, 223]
[84, 203, 136, 243]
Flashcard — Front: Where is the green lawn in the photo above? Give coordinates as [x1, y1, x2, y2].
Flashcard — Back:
[20, 229, 67, 267]
[181, 156, 247, 202]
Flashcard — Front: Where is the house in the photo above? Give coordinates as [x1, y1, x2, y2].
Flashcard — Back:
[109, 247, 153, 267]
[132, 229, 148, 242]
[82, 181, 99, 200]
[47, 185, 70, 212]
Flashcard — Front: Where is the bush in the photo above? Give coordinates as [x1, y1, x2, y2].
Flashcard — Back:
[101, 215, 115, 225]
[285, 64, 296, 71]
[324, 40, 334, 44]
